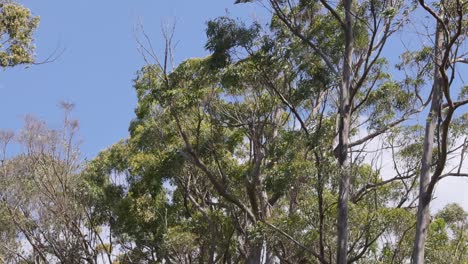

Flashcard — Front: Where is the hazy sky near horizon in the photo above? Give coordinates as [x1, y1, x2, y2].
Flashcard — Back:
[1, 1, 466, 211]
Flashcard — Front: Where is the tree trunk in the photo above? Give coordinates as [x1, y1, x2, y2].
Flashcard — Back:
[315, 152, 326, 263]
[337, 148, 351, 264]
[336, 0, 354, 263]
[261, 187, 275, 264]
[246, 243, 263, 264]
[412, 21, 444, 264]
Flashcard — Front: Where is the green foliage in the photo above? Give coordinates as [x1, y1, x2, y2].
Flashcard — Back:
[0, 1, 39, 67]
[425, 204, 468, 263]
[205, 17, 260, 67]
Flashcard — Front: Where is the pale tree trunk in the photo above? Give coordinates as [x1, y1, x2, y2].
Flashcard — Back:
[261, 189, 275, 264]
[246, 108, 280, 264]
[412, 22, 444, 264]
[336, 0, 354, 263]
[247, 180, 274, 264]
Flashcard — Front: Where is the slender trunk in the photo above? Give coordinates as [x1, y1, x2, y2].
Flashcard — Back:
[199, 244, 206, 264]
[245, 176, 272, 264]
[208, 238, 216, 264]
[246, 243, 263, 264]
[316, 153, 325, 263]
[261, 187, 275, 264]
[412, 22, 444, 264]
[336, 0, 354, 263]
[337, 145, 351, 264]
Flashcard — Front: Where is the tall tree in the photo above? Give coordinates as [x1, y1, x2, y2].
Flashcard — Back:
[335, 1, 354, 262]
[412, 0, 467, 263]
[229, 0, 419, 262]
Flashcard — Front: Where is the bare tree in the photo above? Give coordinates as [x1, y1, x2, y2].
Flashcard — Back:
[0, 104, 115, 263]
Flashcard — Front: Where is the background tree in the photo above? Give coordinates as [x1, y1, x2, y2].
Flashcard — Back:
[0, 0, 39, 68]
[0, 104, 115, 263]
[412, 0, 468, 262]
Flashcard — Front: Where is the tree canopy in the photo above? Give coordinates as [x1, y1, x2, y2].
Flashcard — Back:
[0, 1, 39, 67]
[0, 0, 467, 263]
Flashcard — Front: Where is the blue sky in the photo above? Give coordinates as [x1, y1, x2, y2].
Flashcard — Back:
[1, 0, 266, 158]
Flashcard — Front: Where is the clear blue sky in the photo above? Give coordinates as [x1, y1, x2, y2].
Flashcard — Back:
[1, 0, 266, 158]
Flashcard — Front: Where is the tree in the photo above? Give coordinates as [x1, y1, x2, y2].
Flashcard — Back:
[0, 104, 114, 263]
[0, 0, 39, 68]
[0, 1, 466, 263]
[87, 9, 427, 263]
[213, 1, 425, 262]
[79, 1, 466, 263]
[412, 0, 468, 263]
[425, 203, 468, 263]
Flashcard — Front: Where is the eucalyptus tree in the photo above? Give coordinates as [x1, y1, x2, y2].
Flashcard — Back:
[412, 0, 468, 263]
[86, 49, 307, 262]
[89, 2, 424, 262]
[425, 203, 468, 263]
[213, 0, 425, 262]
[81, 1, 466, 263]
[0, 0, 39, 68]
